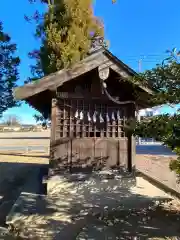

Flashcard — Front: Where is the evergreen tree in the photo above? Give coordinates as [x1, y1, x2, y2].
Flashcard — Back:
[27, 0, 104, 80]
[0, 21, 20, 116]
[27, 0, 104, 124]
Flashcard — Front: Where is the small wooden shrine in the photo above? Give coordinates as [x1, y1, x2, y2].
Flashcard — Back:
[14, 48, 153, 176]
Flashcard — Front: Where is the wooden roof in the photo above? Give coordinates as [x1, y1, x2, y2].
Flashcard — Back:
[14, 48, 154, 114]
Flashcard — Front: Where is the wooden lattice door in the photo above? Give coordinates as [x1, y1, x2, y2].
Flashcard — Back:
[56, 98, 129, 170]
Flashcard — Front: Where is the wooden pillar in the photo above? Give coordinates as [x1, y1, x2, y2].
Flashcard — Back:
[131, 135, 136, 171]
[50, 98, 57, 160]
[127, 103, 136, 172]
[128, 135, 136, 172]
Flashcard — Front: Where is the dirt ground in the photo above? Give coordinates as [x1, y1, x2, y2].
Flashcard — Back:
[5, 171, 180, 240]
[0, 137, 180, 239]
[0, 131, 50, 149]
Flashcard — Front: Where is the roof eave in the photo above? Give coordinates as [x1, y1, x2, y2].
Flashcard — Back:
[14, 49, 107, 101]
[14, 48, 154, 102]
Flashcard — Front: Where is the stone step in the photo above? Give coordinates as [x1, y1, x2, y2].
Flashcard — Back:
[0, 227, 15, 240]
[6, 192, 46, 226]
[6, 165, 47, 227]
[0, 168, 35, 226]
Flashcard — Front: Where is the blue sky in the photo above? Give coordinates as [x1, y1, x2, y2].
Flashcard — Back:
[1, 0, 180, 123]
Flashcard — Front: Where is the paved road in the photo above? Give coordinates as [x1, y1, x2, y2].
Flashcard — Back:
[0, 131, 176, 156]
[0, 144, 175, 156]
[136, 144, 176, 156]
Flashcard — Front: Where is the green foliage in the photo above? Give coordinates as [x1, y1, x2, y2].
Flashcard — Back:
[0, 21, 20, 116]
[132, 49, 180, 176]
[34, 114, 49, 128]
[169, 153, 180, 177]
[134, 114, 180, 176]
[27, 0, 104, 80]
[135, 114, 180, 146]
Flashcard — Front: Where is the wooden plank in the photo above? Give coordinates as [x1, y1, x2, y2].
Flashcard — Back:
[119, 138, 128, 168]
[94, 139, 119, 169]
[71, 139, 93, 171]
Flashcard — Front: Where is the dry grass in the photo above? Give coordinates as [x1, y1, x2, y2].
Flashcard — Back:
[0, 152, 49, 164]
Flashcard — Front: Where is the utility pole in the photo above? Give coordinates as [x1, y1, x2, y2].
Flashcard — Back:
[138, 59, 142, 72]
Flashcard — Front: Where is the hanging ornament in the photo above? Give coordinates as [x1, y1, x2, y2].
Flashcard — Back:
[106, 112, 110, 122]
[75, 110, 79, 118]
[117, 110, 121, 120]
[112, 111, 115, 121]
[99, 113, 104, 123]
[93, 112, 96, 123]
[87, 112, 91, 122]
[80, 111, 83, 120]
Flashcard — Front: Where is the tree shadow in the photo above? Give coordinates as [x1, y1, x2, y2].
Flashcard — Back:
[49, 155, 112, 176]
[78, 205, 180, 239]
[0, 161, 48, 226]
[5, 170, 180, 239]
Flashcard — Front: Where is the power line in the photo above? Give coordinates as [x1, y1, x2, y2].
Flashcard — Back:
[138, 59, 142, 72]
[124, 57, 169, 72]
[124, 57, 168, 62]
[121, 53, 169, 62]
[122, 53, 168, 58]
[126, 59, 165, 62]
[115, 52, 172, 72]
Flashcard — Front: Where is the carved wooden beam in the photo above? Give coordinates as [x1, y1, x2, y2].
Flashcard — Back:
[56, 92, 106, 100]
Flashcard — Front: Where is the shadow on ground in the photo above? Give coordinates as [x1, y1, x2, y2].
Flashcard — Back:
[78, 204, 180, 239]
[0, 160, 48, 227]
[5, 169, 180, 239]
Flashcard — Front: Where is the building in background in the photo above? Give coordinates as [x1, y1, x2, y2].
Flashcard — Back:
[0, 123, 49, 132]
[136, 107, 161, 145]
[136, 107, 160, 121]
